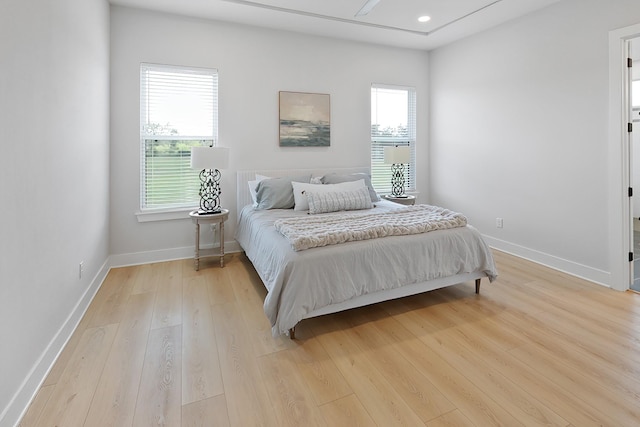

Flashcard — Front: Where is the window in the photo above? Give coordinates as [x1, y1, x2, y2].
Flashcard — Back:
[139, 63, 218, 212]
[370, 84, 416, 194]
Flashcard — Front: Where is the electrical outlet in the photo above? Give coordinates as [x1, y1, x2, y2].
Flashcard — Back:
[79, 261, 84, 279]
[496, 218, 504, 228]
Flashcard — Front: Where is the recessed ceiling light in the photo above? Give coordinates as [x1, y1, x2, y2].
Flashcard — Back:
[418, 15, 431, 23]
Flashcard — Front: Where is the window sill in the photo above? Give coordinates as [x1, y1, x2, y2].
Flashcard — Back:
[135, 207, 196, 223]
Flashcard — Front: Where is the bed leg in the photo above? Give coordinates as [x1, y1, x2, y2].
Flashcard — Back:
[288, 326, 296, 340]
[475, 278, 481, 294]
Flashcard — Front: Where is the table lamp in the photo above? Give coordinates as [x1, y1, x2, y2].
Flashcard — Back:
[190, 145, 229, 214]
[384, 145, 410, 197]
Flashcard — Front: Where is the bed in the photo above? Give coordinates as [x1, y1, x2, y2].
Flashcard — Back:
[235, 168, 498, 338]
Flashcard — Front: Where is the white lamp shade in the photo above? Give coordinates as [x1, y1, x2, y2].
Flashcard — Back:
[384, 145, 410, 164]
[190, 146, 229, 170]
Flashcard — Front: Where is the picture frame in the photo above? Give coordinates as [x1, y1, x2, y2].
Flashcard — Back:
[279, 91, 330, 147]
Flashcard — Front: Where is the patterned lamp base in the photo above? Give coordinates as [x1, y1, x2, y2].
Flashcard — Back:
[390, 163, 406, 197]
[198, 168, 222, 214]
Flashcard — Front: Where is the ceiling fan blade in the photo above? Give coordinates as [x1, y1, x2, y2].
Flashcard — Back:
[355, 0, 381, 17]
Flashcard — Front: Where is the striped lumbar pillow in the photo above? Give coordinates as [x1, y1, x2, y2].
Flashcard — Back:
[306, 187, 373, 214]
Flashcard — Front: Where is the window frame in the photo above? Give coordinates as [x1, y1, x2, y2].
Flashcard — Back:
[370, 84, 417, 195]
[137, 63, 218, 221]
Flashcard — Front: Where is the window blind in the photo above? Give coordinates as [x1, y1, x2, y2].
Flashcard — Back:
[370, 84, 417, 193]
[140, 63, 218, 210]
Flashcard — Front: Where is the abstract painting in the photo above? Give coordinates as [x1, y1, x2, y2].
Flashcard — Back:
[279, 91, 330, 147]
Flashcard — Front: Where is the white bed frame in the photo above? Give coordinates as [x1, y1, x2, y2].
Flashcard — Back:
[236, 168, 487, 338]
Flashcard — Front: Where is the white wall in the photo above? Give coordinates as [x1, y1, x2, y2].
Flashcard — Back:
[430, 0, 640, 286]
[0, 0, 110, 425]
[109, 6, 430, 260]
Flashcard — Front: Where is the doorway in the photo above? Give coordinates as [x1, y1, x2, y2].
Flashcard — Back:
[634, 219, 640, 291]
[632, 38, 640, 292]
[609, 22, 640, 292]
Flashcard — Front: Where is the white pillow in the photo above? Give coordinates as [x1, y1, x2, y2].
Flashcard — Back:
[321, 172, 380, 202]
[306, 187, 373, 214]
[292, 179, 365, 211]
[248, 174, 271, 207]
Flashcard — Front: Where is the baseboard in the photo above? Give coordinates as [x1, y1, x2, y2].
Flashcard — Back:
[483, 235, 611, 288]
[1, 259, 111, 427]
[109, 240, 242, 268]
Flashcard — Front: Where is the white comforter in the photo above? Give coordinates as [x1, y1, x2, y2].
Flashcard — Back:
[235, 200, 497, 336]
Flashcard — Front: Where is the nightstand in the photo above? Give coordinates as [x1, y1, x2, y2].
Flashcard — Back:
[383, 195, 416, 206]
[189, 209, 229, 270]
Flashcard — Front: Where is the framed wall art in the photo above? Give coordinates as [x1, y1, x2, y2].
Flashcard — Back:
[279, 91, 330, 147]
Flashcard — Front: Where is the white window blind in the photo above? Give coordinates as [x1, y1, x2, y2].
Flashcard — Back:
[370, 84, 416, 193]
[140, 63, 218, 210]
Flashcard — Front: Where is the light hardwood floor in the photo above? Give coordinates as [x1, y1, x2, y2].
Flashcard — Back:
[19, 250, 640, 426]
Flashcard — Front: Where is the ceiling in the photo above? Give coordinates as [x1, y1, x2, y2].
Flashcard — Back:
[109, 0, 562, 51]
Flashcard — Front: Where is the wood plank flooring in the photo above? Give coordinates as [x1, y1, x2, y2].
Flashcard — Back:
[19, 250, 640, 426]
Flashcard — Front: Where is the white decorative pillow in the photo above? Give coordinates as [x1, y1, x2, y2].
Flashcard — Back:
[321, 172, 380, 202]
[292, 179, 365, 211]
[306, 187, 373, 214]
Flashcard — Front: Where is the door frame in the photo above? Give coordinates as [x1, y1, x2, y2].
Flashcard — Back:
[609, 23, 640, 291]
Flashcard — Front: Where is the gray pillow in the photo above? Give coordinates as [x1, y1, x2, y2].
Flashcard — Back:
[255, 174, 311, 209]
[321, 173, 380, 202]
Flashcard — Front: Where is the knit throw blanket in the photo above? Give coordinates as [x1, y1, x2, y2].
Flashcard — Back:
[274, 205, 468, 251]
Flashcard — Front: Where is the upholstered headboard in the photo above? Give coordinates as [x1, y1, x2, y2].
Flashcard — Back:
[236, 167, 370, 220]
